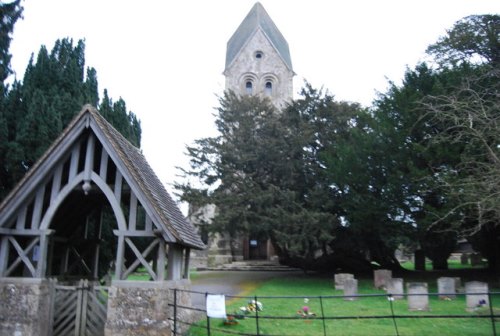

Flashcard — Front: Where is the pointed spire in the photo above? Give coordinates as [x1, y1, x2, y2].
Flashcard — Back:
[225, 2, 292, 71]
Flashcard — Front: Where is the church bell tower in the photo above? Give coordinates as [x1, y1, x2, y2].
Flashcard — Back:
[224, 2, 294, 107]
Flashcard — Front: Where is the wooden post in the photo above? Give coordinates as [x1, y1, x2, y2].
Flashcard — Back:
[166, 244, 183, 280]
[115, 235, 125, 280]
[156, 239, 166, 281]
[0, 236, 9, 276]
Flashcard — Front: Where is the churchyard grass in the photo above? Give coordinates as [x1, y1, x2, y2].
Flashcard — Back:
[187, 275, 499, 336]
[401, 259, 486, 271]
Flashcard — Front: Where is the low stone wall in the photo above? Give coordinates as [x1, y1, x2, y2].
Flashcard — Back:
[0, 278, 51, 336]
[105, 279, 197, 336]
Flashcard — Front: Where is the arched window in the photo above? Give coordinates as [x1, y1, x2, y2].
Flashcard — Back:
[246, 81, 253, 95]
[264, 81, 272, 96]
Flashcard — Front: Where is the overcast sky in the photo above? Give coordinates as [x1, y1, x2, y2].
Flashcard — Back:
[9, 0, 500, 212]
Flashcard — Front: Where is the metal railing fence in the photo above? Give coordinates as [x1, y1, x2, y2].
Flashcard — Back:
[169, 289, 500, 336]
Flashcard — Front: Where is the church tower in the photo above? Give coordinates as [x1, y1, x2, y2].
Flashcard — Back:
[224, 2, 294, 107]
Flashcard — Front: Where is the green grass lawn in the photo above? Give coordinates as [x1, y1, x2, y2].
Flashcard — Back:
[400, 259, 487, 271]
[187, 275, 500, 336]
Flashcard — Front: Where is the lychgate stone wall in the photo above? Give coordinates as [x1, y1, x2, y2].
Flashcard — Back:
[0, 278, 51, 336]
[105, 279, 197, 336]
[105, 281, 172, 336]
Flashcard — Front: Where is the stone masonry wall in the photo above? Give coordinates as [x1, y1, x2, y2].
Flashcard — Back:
[0, 278, 51, 336]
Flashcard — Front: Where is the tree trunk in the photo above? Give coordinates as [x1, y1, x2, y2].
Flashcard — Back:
[414, 249, 426, 271]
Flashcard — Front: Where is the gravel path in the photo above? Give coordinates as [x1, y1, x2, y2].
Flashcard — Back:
[189, 270, 300, 308]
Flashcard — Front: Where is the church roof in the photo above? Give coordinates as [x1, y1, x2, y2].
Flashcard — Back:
[0, 105, 205, 250]
[225, 2, 293, 71]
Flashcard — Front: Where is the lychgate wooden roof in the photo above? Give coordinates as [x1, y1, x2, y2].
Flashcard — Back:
[0, 105, 205, 250]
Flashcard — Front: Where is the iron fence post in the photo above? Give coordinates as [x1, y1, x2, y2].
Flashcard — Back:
[206, 293, 211, 336]
[319, 296, 326, 336]
[488, 291, 497, 336]
[388, 294, 399, 336]
[255, 295, 260, 335]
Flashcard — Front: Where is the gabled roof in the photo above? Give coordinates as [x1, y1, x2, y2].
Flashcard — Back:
[225, 2, 293, 71]
[0, 105, 205, 250]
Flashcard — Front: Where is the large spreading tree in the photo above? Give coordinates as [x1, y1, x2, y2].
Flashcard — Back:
[179, 14, 499, 273]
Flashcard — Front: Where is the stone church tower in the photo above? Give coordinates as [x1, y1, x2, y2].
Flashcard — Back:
[190, 3, 293, 268]
[224, 2, 294, 107]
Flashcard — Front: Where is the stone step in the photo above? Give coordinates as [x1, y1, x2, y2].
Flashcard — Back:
[206, 260, 302, 272]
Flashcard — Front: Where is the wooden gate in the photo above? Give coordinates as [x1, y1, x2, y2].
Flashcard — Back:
[50, 279, 109, 336]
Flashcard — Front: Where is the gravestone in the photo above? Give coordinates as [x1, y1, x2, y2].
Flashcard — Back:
[454, 277, 463, 293]
[465, 281, 489, 311]
[374, 269, 392, 289]
[407, 282, 429, 311]
[343, 278, 358, 301]
[386, 278, 404, 300]
[438, 277, 456, 299]
[334, 273, 354, 290]
[460, 253, 469, 265]
[470, 253, 482, 266]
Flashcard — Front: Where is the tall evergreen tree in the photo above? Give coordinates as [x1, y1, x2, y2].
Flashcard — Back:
[0, 38, 141, 201]
[0, 0, 23, 198]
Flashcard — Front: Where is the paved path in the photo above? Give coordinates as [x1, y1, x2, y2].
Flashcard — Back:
[189, 270, 301, 308]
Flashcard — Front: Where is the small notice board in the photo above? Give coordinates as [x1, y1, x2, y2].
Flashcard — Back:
[206, 294, 226, 318]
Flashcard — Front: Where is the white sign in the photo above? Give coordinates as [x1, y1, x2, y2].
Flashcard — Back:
[206, 294, 226, 318]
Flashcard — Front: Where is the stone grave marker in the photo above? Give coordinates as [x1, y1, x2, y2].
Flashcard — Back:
[470, 253, 482, 266]
[343, 278, 358, 301]
[334, 273, 354, 290]
[407, 282, 429, 311]
[386, 278, 404, 300]
[454, 277, 463, 293]
[374, 269, 392, 289]
[437, 277, 456, 299]
[460, 253, 469, 265]
[465, 281, 489, 311]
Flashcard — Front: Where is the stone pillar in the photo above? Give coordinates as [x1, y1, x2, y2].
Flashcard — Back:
[343, 278, 358, 301]
[374, 269, 392, 289]
[0, 278, 51, 336]
[437, 277, 456, 299]
[465, 281, 489, 311]
[334, 273, 354, 290]
[386, 278, 404, 300]
[105, 281, 172, 336]
[407, 282, 429, 311]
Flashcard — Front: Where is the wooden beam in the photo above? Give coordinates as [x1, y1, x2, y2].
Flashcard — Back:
[128, 193, 137, 231]
[115, 235, 125, 280]
[112, 230, 156, 237]
[145, 215, 153, 231]
[50, 164, 63, 203]
[0, 236, 9, 276]
[156, 240, 166, 281]
[0, 228, 54, 236]
[15, 206, 27, 230]
[6, 236, 38, 277]
[114, 170, 122, 204]
[84, 133, 95, 182]
[166, 244, 184, 281]
[122, 238, 158, 280]
[69, 143, 81, 180]
[31, 186, 45, 229]
[99, 150, 108, 180]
